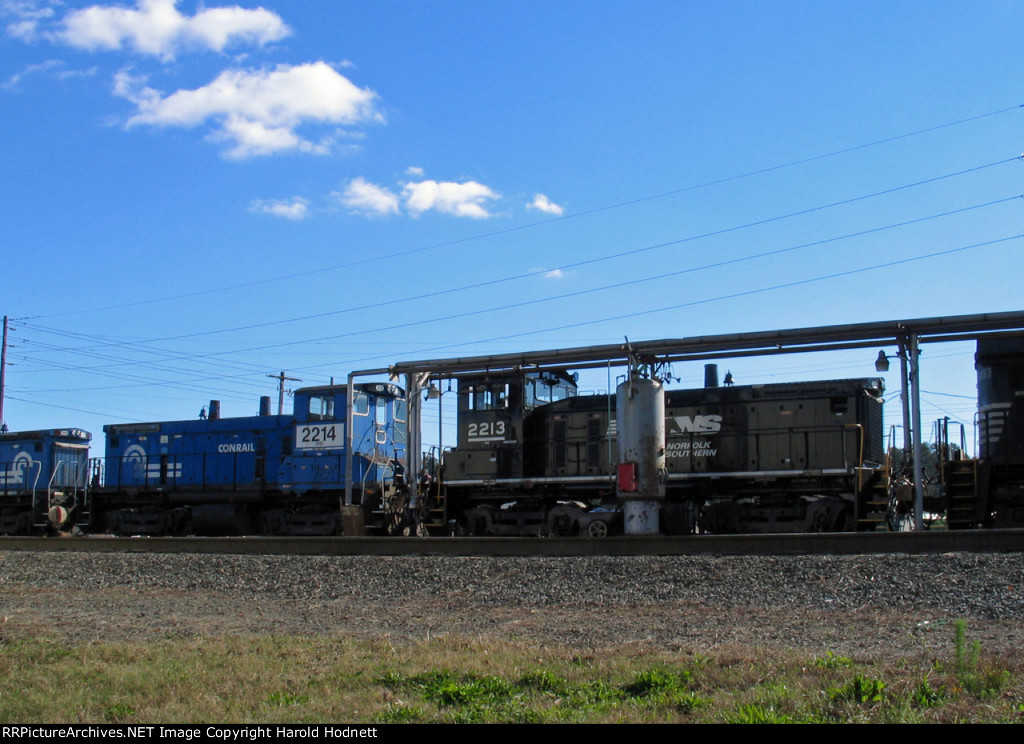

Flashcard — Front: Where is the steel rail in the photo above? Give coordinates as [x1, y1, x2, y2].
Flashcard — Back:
[1, 530, 1021, 557]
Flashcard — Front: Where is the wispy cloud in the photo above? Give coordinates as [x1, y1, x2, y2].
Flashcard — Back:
[527, 192, 564, 215]
[335, 177, 400, 217]
[530, 266, 568, 280]
[3, 59, 98, 89]
[4, 0, 56, 41]
[114, 62, 383, 158]
[249, 197, 310, 220]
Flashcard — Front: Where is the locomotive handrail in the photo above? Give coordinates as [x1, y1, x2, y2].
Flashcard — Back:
[47, 459, 87, 492]
[843, 423, 865, 493]
[25, 460, 44, 527]
[46, 459, 89, 524]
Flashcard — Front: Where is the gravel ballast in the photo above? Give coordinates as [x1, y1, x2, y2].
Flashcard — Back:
[2, 551, 1023, 657]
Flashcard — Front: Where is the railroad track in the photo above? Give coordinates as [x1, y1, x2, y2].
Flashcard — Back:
[1, 529, 1022, 556]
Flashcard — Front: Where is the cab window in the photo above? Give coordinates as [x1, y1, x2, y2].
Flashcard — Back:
[524, 373, 575, 407]
[469, 384, 509, 411]
[308, 395, 335, 421]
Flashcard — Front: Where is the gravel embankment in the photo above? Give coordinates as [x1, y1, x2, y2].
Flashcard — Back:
[2, 551, 1023, 657]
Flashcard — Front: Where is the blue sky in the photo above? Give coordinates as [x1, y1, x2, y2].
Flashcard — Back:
[2, 0, 1022, 450]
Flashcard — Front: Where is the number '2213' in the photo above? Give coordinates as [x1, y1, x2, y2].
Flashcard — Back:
[467, 421, 506, 439]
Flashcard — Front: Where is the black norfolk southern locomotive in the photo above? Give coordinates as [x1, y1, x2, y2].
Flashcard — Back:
[438, 365, 887, 535]
[943, 337, 1024, 528]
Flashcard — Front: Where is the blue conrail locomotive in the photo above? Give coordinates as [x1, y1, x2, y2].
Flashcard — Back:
[0, 428, 91, 534]
[92, 381, 407, 536]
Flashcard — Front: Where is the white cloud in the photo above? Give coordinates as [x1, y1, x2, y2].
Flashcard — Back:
[335, 175, 502, 219]
[250, 197, 309, 220]
[528, 192, 564, 216]
[3, 59, 98, 89]
[402, 179, 499, 219]
[3, 1, 55, 41]
[530, 266, 568, 279]
[54, 0, 290, 60]
[114, 62, 383, 158]
[336, 177, 400, 217]
[2, 58, 57, 87]
[404, 165, 424, 177]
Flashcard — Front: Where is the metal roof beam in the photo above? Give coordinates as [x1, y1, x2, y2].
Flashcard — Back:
[377, 310, 1024, 379]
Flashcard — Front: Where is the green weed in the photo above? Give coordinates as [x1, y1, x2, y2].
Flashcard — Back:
[814, 651, 853, 669]
[266, 691, 309, 707]
[622, 666, 708, 714]
[623, 667, 693, 696]
[909, 676, 946, 709]
[724, 703, 798, 724]
[828, 675, 887, 704]
[376, 705, 425, 723]
[103, 703, 136, 723]
[953, 619, 1010, 700]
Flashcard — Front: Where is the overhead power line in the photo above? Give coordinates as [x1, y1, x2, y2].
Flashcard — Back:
[19, 158, 1022, 354]
[16, 103, 1023, 322]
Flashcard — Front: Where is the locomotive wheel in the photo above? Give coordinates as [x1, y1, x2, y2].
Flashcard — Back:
[587, 520, 609, 538]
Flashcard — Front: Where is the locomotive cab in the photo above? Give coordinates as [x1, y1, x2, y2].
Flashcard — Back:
[289, 381, 408, 491]
[446, 369, 578, 484]
[442, 368, 599, 535]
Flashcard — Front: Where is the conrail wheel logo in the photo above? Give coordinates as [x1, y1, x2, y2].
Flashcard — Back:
[0, 451, 36, 486]
[669, 415, 723, 434]
[123, 444, 148, 462]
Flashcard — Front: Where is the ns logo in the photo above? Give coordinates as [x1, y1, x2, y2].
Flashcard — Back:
[669, 415, 723, 434]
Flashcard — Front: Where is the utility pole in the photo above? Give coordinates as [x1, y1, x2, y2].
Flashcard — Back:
[266, 370, 301, 415]
[0, 316, 8, 430]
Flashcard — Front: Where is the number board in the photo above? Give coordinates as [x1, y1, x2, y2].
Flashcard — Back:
[466, 420, 507, 442]
[295, 423, 344, 450]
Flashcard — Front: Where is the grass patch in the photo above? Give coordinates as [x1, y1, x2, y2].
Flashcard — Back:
[950, 619, 1011, 700]
[827, 674, 887, 705]
[0, 626, 1021, 723]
